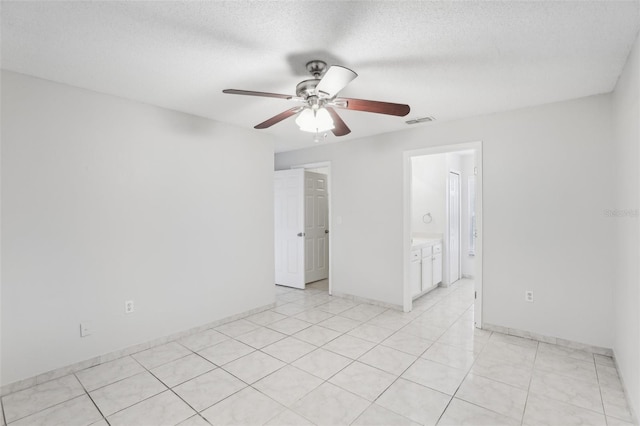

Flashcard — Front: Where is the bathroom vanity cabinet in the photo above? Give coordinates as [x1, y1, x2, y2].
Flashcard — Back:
[411, 239, 443, 298]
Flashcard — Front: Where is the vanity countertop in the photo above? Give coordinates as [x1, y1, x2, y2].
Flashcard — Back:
[411, 238, 442, 249]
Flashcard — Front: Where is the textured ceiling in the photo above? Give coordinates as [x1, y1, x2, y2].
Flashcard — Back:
[2, 1, 639, 152]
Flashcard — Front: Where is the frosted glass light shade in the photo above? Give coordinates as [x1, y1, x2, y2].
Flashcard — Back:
[295, 107, 334, 133]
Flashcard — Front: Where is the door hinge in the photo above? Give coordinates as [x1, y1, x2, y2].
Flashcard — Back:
[474, 291, 477, 299]
[474, 167, 478, 175]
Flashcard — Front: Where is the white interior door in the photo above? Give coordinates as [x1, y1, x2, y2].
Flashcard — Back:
[274, 169, 305, 289]
[304, 172, 329, 283]
[448, 171, 461, 284]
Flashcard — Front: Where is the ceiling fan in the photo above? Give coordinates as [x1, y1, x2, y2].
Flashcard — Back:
[223, 60, 410, 138]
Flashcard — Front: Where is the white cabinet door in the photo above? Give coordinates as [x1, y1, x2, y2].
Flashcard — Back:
[411, 251, 421, 296]
[433, 253, 442, 285]
[421, 255, 433, 291]
[274, 169, 305, 289]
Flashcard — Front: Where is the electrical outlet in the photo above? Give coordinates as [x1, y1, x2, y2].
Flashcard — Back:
[125, 300, 134, 314]
[80, 322, 92, 337]
[525, 290, 534, 303]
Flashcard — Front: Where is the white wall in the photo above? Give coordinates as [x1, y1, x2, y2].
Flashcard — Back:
[276, 93, 615, 348]
[1, 71, 276, 386]
[411, 154, 446, 236]
[612, 31, 640, 419]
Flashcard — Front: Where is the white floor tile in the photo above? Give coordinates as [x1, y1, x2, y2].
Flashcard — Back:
[197, 339, 254, 366]
[294, 325, 341, 346]
[75, 356, 144, 391]
[200, 387, 284, 425]
[456, 374, 527, 420]
[358, 345, 417, 376]
[401, 358, 467, 395]
[470, 352, 533, 389]
[267, 317, 313, 335]
[173, 369, 246, 412]
[2, 375, 85, 423]
[376, 378, 451, 426]
[259, 336, 315, 363]
[150, 353, 215, 388]
[265, 409, 314, 425]
[253, 365, 323, 407]
[9, 395, 101, 426]
[214, 319, 260, 338]
[381, 332, 433, 356]
[89, 371, 166, 416]
[107, 390, 195, 426]
[292, 348, 352, 380]
[348, 324, 395, 343]
[322, 334, 376, 359]
[178, 329, 229, 352]
[234, 327, 287, 349]
[439, 397, 520, 426]
[421, 342, 476, 370]
[291, 382, 370, 425]
[245, 310, 288, 326]
[329, 361, 396, 401]
[523, 394, 606, 426]
[294, 308, 334, 324]
[131, 342, 192, 370]
[529, 369, 603, 413]
[222, 351, 285, 384]
[317, 315, 362, 333]
[351, 403, 420, 426]
[9, 279, 632, 426]
[176, 415, 211, 426]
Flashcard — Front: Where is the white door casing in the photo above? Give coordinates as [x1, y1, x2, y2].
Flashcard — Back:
[448, 171, 461, 284]
[304, 172, 329, 283]
[274, 169, 305, 289]
[403, 142, 483, 327]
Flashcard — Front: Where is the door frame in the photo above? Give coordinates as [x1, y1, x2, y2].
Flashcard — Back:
[402, 141, 484, 328]
[446, 169, 462, 285]
[290, 161, 333, 295]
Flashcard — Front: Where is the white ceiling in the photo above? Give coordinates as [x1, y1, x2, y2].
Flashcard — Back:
[2, 1, 639, 152]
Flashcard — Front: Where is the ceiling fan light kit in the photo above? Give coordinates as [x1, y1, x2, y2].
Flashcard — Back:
[295, 107, 334, 133]
[223, 59, 411, 141]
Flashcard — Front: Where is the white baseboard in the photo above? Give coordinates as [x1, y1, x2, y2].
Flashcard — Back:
[331, 291, 403, 311]
[1, 302, 276, 397]
[483, 323, 613, 356]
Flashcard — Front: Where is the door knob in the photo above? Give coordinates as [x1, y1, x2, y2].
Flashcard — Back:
[325, 230, 329, 234]
[297, 232, 305, 237]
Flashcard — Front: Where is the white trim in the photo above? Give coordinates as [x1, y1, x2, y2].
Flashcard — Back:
[0, 302, 276, 396]
[403, 141, 483, 328]
[446, 169, 462, 286]
[289, 161, 333, 295]
[483, 323, 614, 356]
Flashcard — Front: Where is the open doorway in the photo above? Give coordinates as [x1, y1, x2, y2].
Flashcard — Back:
[274, 162, 332, 295]
[403, 142, 483, 328]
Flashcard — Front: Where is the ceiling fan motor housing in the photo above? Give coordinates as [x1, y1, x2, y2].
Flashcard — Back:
[296, 79, 322, 99]
[305, 60, 327, 78]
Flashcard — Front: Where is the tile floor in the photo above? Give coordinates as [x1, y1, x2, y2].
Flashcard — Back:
[1, 279, 635, 425]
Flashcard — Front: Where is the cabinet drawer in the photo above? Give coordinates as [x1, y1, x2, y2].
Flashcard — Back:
[433, 244, 442, 254]
[411, 250, 421, 262]
[421, 246, 432, 258]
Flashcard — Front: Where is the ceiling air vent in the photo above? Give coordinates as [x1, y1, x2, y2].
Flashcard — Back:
[405, 116, 436, 125]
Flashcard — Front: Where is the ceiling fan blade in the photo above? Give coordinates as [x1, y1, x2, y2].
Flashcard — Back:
[254, 106, 304, 129]
[223, 89, 292, 100]
[325, 107, 351, 137]
[335, 97, 410, 116]
[315, 65, 358, 98]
